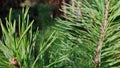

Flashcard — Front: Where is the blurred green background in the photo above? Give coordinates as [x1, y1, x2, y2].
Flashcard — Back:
[0, 0, 63, 37]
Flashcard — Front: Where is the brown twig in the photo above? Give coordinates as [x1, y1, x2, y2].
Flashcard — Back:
[94, 0, 109, 68]
[9, 58, 20, 68]
[62, 0, 67, 17]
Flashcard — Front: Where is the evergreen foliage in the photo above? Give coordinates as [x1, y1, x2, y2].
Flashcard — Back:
[0, 7, 56, 68]
[1, 0, 120, 68]
[56, 0, 120, 68]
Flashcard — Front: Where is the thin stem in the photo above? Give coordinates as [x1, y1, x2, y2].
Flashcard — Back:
[71, 0, 75, 13]
[94, 0, 109, 68]
[62, 0, 66, 17]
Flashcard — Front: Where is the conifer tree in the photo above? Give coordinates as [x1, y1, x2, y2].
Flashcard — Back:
[56, 0, 120, 67]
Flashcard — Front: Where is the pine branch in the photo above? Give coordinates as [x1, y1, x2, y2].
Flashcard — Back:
[94, 0, 109, 68]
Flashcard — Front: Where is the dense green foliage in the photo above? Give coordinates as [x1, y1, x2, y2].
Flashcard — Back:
[1, 0, 120, 68]
[56, 0, 120, 68]
[0, 7, 53, 68]
[0, 7, 73, 68]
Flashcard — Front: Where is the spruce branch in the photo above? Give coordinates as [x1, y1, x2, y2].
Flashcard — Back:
[94, 0, 109, 68]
